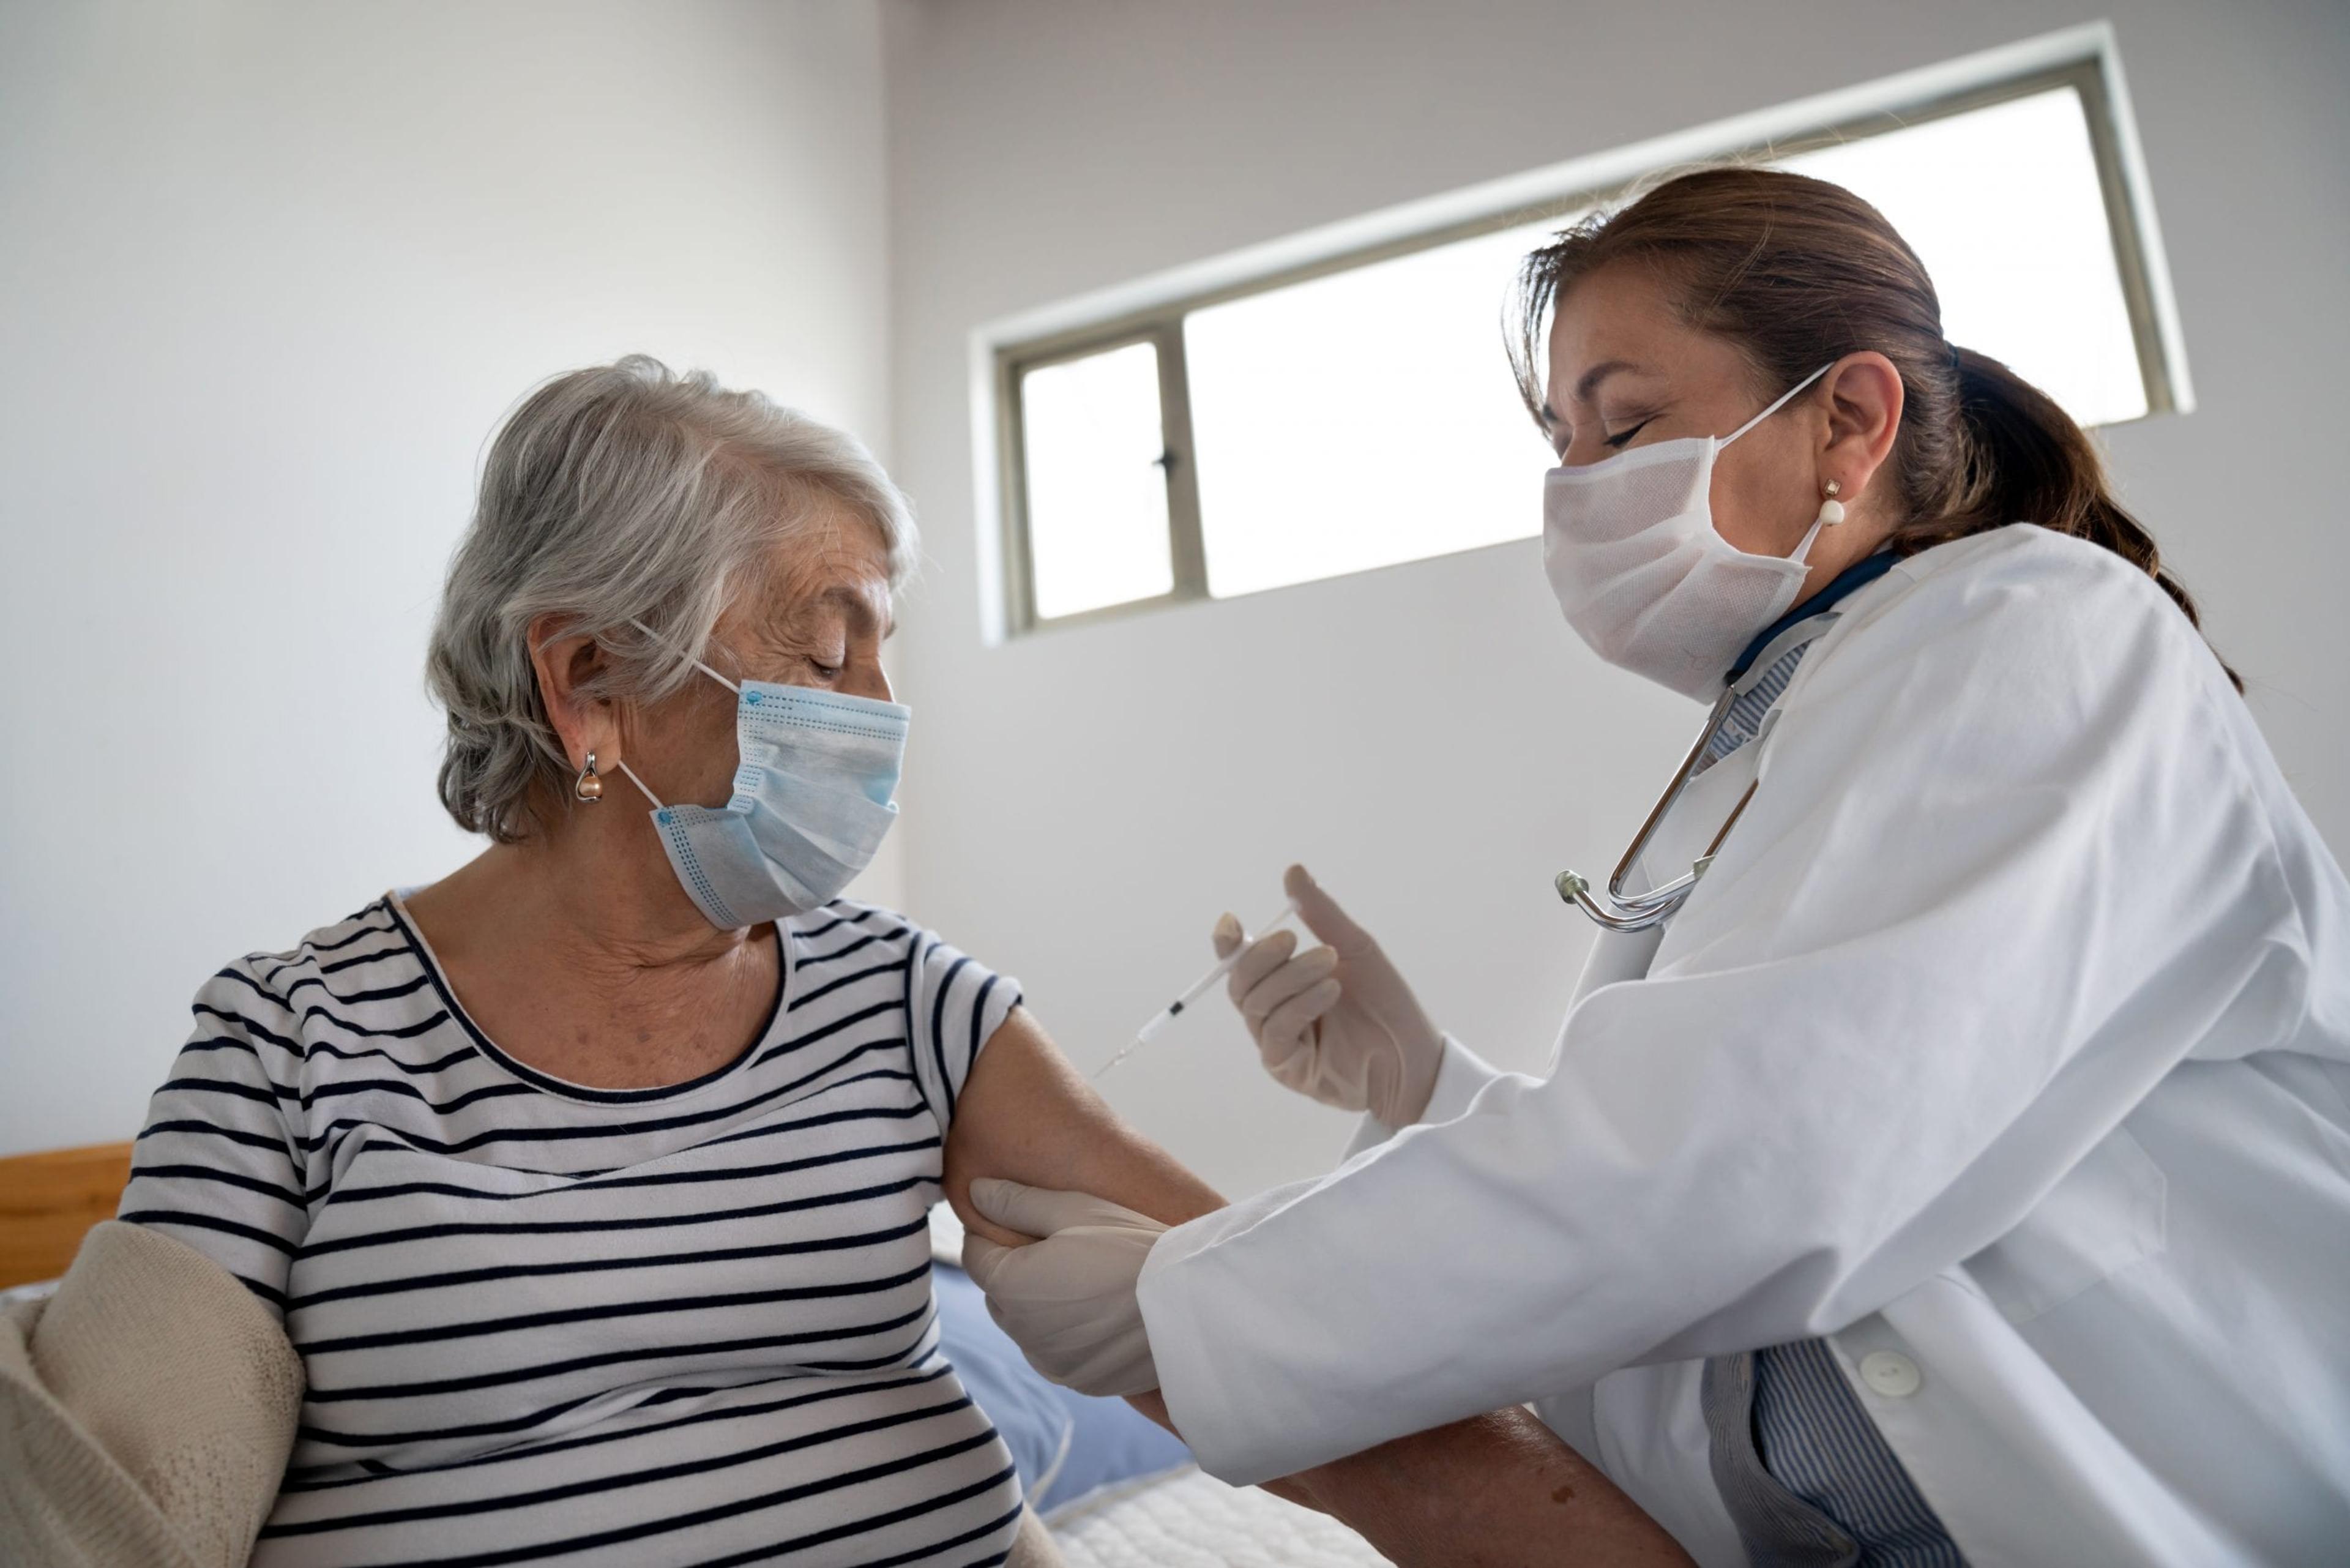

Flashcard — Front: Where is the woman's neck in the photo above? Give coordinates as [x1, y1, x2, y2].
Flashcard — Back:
[401, 808, 780, 1089]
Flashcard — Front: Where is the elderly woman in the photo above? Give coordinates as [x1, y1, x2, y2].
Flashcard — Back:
[29, 358, 1685, 1567]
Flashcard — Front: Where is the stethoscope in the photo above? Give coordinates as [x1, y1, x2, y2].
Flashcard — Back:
[1554, 551, 1899, 933]
[1553, 681, 1762, 933]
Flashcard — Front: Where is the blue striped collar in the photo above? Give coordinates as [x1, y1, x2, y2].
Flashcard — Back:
[1726, 550, 1899, 682]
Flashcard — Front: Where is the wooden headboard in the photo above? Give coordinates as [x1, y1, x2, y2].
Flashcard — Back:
[0, 1142, 135, 1289]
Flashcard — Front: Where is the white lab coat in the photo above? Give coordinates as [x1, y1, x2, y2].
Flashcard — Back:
[1136, 526, 2350, 1566]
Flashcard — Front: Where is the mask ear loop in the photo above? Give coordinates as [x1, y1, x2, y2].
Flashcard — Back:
[1718, 362, 1838, 564]
[1720, 362, 1835, 447]
[614, 759, 665, 811]
[1784, 499, 1837, 566]
[627, 617, 742, 693]
[611, 618, 748, 812]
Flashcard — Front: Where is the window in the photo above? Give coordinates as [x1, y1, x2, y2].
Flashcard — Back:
[1018, 340, 1176, 619]
[981, 21, 2188, 635]
[1777, 87, 2149, 428]
[1182, 221, 1560, 600]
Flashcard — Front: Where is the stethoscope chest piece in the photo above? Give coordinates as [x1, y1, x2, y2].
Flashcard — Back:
[1556, 629, 1816, 931]
[1557, 564, 1887, 933]
[1557, 753, 1759, 933]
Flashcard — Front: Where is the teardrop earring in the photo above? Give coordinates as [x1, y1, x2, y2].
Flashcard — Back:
[1815, 479, 1845, 528]
[575, 750, 605, 802]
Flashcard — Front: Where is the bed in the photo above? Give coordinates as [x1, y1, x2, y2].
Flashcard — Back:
[923, 1207, 1393, 1566]
[1045, 1464, 1392, 1567]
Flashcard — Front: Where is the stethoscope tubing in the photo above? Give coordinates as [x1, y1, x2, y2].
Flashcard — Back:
[1555, 616, 1833, 932]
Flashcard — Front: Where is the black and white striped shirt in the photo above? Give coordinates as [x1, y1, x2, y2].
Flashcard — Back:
[121, 894, 1026, 1567]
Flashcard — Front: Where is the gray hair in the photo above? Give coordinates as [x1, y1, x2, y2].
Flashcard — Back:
[427, 354, 917, 843]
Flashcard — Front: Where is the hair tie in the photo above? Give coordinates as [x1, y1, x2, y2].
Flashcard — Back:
[1946, 342, 1964, 373]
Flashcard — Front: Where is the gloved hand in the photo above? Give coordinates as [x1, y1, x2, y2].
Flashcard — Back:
[1217, 863, 1445, 1127]
[960, 1179, 1168, 1398]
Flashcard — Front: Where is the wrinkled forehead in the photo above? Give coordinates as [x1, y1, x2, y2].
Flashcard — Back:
[727, 491, 897, 646]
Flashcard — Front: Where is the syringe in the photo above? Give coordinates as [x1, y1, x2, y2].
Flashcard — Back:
[1094, 897, 1302, 1080]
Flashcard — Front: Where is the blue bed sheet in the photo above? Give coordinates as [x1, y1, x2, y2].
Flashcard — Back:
[931, 1261, 1192, 1511]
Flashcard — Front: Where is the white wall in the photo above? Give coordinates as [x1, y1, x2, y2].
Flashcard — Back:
[0, 0, 892, 1153]
[8, 0, 2341, 1178]
[882, 0, 2350, 1201]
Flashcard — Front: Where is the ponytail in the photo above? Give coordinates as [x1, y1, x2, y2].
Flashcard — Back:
[1512, 167, 2238, 691]
[1901, 347, 2239, 689]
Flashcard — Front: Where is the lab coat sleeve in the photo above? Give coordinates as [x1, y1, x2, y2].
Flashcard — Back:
[1339, 1035, 1505, 1160]
[1422, 1035, 1504, 1123]
[1137, 529, 2317, 1485]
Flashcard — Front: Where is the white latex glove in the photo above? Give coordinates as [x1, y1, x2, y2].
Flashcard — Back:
[1216, 863, 1444, 1127]
[960, 1178, 1168, 1398]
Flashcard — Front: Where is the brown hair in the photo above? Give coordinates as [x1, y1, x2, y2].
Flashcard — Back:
[1510, 165, 2236, 687]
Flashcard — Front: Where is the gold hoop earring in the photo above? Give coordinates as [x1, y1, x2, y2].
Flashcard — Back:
[575, 750, 605, 802]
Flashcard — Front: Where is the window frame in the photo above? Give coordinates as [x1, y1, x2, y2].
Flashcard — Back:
[976, 21, 2189, 640]
[996, 324, 1206, 630]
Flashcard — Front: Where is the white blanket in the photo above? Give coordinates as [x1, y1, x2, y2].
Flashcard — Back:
[1050, 1465, 1392, 1567]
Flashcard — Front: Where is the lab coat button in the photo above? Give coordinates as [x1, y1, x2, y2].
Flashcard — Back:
[1859, 1351, 1922, 1398]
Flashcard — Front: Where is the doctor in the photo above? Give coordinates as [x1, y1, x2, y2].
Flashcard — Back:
[965, 166, 2350, 1566]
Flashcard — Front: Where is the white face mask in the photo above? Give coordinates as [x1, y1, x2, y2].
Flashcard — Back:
[1543, 364, 1833, 700]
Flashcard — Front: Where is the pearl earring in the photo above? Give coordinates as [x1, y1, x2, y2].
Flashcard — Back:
[1815, 479, 1845, 528]
[575, 750, 604, 802]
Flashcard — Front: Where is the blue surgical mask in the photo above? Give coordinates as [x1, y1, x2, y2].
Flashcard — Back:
[614, 638, 909, 930]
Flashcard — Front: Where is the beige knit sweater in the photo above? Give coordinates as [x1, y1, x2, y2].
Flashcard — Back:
[0, 1221, 302, 1567]
[0, 1222, 1062, 1567]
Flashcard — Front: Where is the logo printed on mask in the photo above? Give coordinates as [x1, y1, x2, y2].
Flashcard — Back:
[1543, 364, 1833, 700]
[614, 624, 909, 930]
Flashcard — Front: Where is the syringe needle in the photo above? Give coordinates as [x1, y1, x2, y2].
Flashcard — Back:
[1092, 1037, 1146, 1080]
[1095, 896, 1301, 1080]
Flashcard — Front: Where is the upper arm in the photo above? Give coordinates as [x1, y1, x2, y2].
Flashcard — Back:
[943, 1006, 1225, 1245]
[903, 928, 1023, 1130]
[116, 966, 310, 1316]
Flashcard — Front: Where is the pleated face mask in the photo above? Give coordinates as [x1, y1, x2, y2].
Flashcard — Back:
[614, 633, 909, 931]
[1542, 364, 1832, 700]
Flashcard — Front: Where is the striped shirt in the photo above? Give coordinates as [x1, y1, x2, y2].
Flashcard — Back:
[1698, 643, 1805, 772]
[120, 894, 1028, 1567]
[1697, 629, 1964, 1567]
